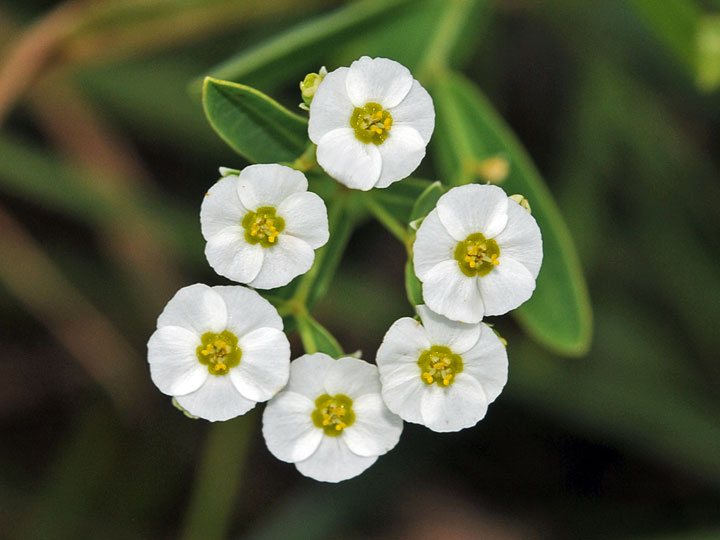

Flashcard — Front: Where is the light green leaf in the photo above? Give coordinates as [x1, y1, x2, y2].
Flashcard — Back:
[202, 77, 308, 163]
[296, 313, 343, 358]
[698, 15, 720, 91]
[432, 72, 592, 356]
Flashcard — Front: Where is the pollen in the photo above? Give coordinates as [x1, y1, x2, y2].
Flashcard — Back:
[417, 345, 463, 388]
[350, 102, 393, 145]
[242, 206, 285, 248]
[312, 394, 356, 436]
[196, 330, 241, 375]
[454, 232, 501, 277]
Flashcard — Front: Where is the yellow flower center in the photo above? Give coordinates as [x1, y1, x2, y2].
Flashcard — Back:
[350, 102, 393, 145]
[196, 330, 241, 376]
[454, 232, 500, 277]
[311, 393, 355, 436]
[417, 345, 463, 387]
[242, 206, 285, 248]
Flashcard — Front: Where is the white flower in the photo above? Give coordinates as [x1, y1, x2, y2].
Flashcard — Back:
[201, 164, 329, 289]
[413, 184, 543, 323]
[376, 305, 508, 433]
[262, 353, 403, 483]
[147, 284, 290, 421]
[308, 56, 435, 191]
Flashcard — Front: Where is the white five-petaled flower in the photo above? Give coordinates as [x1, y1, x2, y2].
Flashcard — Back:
[308, 56, 435, 191]
[147, 284, 290, 421]
[201, 164, 329, 289]
[376, 305, 508, 433]
[413, 184, 543, 323]
[262, 353, 403, 483]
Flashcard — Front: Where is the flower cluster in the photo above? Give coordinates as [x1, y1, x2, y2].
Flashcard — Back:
[147, 56, 542, 483]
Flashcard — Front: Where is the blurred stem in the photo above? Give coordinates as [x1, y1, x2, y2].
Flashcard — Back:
[290, 143, 317, 172]
[416, 0, 477, 83]
[180, 414, 255, 540]
[0, 203, 144, 416]
[361, 192, 410, 249]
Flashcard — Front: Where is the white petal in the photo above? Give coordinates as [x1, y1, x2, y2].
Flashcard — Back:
[324, 357, 380, 398]
[420, 374, 488, 432]
[230, 327, 290, 401]
[421, 260, 485, 323]
[477, 256, 536, 316]
[175, 375, 256, 422]
[248, 234, 315, 289]
[316, 128, 381, 190]
[204, 226, 264, 284]
[494, 198, 543, 278]
[375, 317, 430, 370]
[212, 285, 283, 335]
[374, 125, 427, 189]
[436, 184, 509, 241]
[148, 326, 207, 396]
[462, 324, 509, 404]
[278, 191, 329, 249]
[412, 209, 457, 281]
[236, 164, 308, 210]
[346, 56, 413, 109]
[200, 175, 247, 239]
[378, 364, 425, 425]
[262, 391, 323, 463]
[389, 80, 435, 143]
[308, 67, 354, 143]
[342, 394, 402, 457]
[157, 284, 227, 334]
[295, 435, 377, 483]
[416, 305, 481, 354]
[285, 353, 335, 399]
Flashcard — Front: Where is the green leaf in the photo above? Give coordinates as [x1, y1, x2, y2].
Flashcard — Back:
[404, 259, 423, 307]
[193, 0, 416, 91]
[431, 72, 592, 356]
[202, 77, 308, 163]
[296, 314, 343, 358]
[698, 15, 720, 92]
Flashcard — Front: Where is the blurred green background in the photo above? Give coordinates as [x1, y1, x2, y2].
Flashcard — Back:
[1, 0, 719, 538]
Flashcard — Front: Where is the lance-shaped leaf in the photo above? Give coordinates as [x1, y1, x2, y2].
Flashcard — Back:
[432, 72, 592, 356]
[296, 313, 344, 358]
[202, 77, 308, 163]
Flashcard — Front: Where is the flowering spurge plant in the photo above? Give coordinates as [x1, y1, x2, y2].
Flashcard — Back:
[308, 56, 435, 190]
[262, 354, 403, 482]
[413, 184, 543, 323]
[147, 284, 290, 421]
[201, 164, 329, 289]
[376, 305, 508, 432]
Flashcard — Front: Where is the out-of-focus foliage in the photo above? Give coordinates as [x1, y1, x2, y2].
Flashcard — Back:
[0, 0, 719, 539]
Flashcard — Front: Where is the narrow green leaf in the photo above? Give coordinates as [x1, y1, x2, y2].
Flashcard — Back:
[698, 15, 720, 92]
[296, 313, 343, 358]
[202, 77, 308, 163]
[432, 72, 592, 356]
[404, 259, 423, 307]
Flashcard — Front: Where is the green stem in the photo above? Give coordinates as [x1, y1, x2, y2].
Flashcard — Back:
[290, 143, 317, 172]
[180, 415, 254, 540]
[361, 192, 409, 246]
[295, 310, 318, 354]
